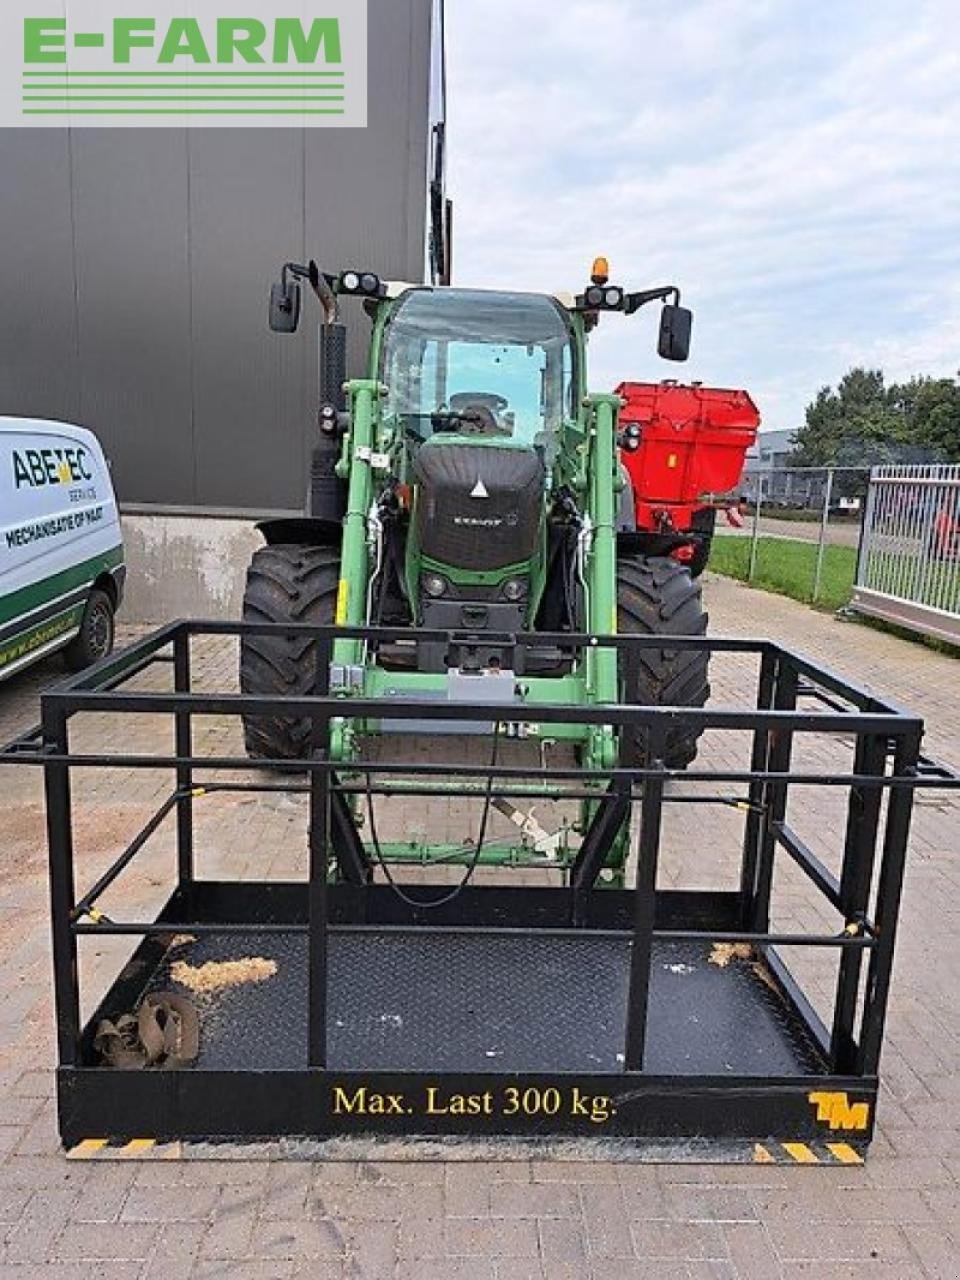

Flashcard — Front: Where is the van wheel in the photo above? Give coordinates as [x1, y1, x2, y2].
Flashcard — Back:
[65, 589, 116, 672]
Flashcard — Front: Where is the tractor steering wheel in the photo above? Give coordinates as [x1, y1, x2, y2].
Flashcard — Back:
[448, 392, 511, 436]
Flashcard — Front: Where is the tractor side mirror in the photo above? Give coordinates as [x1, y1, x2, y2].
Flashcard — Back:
[658, 304, 692, 362]
[269, 279, 301, 333]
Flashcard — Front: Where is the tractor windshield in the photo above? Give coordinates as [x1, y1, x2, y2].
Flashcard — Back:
[381, 288, 575, 446]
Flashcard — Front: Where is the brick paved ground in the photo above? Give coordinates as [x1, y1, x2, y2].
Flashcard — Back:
[0, 577, 957, 1279]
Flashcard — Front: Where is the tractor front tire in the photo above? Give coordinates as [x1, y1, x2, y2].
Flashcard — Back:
[617, 554, 710, 769]
[240, 543, 340, 760]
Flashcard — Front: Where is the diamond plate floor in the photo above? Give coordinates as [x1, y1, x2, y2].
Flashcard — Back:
[137, 929, 823, 1076]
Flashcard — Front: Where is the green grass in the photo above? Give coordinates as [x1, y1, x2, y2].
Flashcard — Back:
[709, 535, 857, 612]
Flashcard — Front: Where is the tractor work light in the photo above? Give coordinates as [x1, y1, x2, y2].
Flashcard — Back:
[580, 283, 626, 312]
[502, 577, 527, 602]
[339, 270, 384, 298]
[422, 573, 448, 599]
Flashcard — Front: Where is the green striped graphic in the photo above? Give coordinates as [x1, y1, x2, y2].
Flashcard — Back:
[23, 108, 345, 115]
[23, 96, 345, 102]
[0, 605, 84, 673]
[21, 67, 349, 118]
[22, 82, 342, 87]
[22, 71, 345, 77]
[0, 545, 123, 630]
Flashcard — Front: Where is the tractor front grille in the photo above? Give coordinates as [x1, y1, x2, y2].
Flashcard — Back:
[415, 443, 544, 572]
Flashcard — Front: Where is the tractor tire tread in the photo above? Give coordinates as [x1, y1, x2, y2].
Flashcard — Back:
[616, 553, 710, 770]
[239, 543, 341, 760]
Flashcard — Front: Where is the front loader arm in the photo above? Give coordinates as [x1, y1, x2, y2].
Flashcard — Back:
[583, 393, 624, 770]
[584, 393, 622, 692]
[332, 379, 384, 672]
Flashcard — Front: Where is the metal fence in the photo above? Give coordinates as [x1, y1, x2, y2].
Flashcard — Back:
[733, 467, 869, 605]
[851, 465, 960, 644]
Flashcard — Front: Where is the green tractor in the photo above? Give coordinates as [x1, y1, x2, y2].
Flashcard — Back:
[239, 258, 709, 882]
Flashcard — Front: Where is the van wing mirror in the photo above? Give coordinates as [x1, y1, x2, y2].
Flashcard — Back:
[658, 304, 692, 362]
[269, 279, 301, 333]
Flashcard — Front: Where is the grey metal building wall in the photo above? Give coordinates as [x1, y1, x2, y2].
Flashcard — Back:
[0, 0, 440, 513]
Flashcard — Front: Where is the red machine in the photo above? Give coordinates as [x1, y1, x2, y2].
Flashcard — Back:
[615, 381, 760, 576]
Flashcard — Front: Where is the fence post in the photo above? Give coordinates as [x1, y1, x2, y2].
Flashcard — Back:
[812, 468, 834, 603]
[915, 468, 938, 607]
[748, 475, 764, 582]
[854, 468, 877, 591]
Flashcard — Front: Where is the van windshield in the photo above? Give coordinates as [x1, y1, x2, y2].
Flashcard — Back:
[381, 288, 575, 445]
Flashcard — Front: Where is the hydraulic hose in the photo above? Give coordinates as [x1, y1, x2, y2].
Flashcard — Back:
[363, 722, 502, 909]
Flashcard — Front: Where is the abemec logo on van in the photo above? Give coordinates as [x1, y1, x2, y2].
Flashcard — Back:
[1, 2, 367, 129]
[13, 447, 93, 491]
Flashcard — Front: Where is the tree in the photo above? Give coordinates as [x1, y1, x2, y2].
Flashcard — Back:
[791, 368, 903, 468]
[791, 368, 960, 468]
[891, 376, 960, 463]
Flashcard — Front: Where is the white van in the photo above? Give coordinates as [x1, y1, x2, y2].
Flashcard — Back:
[0, 418, 125, 682]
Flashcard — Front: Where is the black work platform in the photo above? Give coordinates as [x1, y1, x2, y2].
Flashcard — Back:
[12, 620, 951, 1153]
[62, 881, 845, 1147]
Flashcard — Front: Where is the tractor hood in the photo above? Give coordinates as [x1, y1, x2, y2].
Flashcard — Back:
[414, 441, 545, 574]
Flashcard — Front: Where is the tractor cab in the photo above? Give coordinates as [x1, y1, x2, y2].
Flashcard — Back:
[379, 287, 576, 638]
[381, 286, 576, 447]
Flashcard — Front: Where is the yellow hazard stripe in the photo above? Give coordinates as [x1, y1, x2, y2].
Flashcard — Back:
[754, 1140, 864, 1166]
[68, 1137, 184, 1161]
[67, 1138, 108, 1159]
[827, 1141, 863, 1165]
[782, 1142, 819, 1164]
[119, 1138, 156, 1156]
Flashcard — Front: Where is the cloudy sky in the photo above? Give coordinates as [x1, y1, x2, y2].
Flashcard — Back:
[445, 0, 960, 434]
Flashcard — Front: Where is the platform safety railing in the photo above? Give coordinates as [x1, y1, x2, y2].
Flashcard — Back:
[3, 621, 958, 1083]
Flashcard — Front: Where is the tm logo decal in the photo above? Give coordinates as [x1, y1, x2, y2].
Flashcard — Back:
[1, 2, 367, 128]
[809, 1091, 871, 1132]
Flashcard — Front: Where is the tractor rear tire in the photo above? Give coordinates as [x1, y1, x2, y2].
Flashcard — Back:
[240, 543, 340, 760]
[617, 554, 710, 769]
